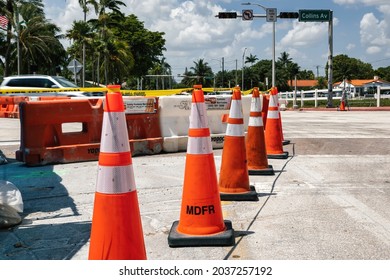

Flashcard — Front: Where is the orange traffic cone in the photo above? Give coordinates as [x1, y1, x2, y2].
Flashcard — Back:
[246, 88, 274, 175]
[218, 87, 258, 201]
[275, 87, 290, 145]
[261, 92, 269, 130]
[88, 85, 146, 260]
[168, 85, 235, 247]
[265, 87, 289, 159]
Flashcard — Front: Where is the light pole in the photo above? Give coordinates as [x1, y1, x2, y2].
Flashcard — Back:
[242, 2, 276, 87]
[242, 47, 247, 90]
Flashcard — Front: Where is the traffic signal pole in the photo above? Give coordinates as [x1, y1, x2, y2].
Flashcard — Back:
[327, 11, 334, 108]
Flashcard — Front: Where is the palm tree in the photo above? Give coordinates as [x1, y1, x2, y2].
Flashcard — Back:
[18, 12, 65, 74]
[66, 20, 93, 83]
[278, 51, 292, 68]
[88, 0, 126, 84]
[245, 53, 258, 88]
[1, 0, 65, 75]
[245, 53, 258, 66]
[190, 59, 213, 86]
[77, 0, 97, 86]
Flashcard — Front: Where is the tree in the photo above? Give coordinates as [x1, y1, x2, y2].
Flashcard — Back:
[189, 59, 214, 87]
[375, 66, 390, 82]
[328, 54, 375, 82]
[88, 0, 126, 84]
[77, 0, 97, 86]
[251, 59, 272, 90]
[0, 0, 66, 75]
[245, 53, 258, 66]
[112, 14, 166, 78]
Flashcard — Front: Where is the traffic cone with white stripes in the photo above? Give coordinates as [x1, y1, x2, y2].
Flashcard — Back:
[246, 88, 274, 175]
[168, 85, 235, 247]
[88, 85, 147, 260]
[218, 87, 258, 201]
[276, 87, 290, 145]
[265, 87, 289, 159]
[262, 92, 270, 130]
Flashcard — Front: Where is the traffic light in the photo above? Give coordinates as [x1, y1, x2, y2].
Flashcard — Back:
[217, 12, 237, 19]
[279, 12, 299, 19]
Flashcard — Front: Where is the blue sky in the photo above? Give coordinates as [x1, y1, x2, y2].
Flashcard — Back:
[43, 0, 390, 82]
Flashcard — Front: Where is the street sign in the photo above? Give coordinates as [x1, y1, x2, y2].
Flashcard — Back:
[299, 9, 331, 22]
[67, 58, 82, 74]
[242, 9, 253, 21]
[266, 8, 277, 22]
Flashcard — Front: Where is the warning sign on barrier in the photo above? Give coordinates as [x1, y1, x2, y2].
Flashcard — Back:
[124, 98, 156, 114]
[204, 96, 231, 110]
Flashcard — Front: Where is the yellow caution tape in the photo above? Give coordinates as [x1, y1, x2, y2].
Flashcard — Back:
[0, 86, 257, 96]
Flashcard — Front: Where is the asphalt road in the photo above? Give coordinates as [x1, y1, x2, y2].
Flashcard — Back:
[0, 110, 389, 260]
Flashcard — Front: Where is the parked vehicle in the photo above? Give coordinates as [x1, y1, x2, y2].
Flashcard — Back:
[0, 75, 104, 97]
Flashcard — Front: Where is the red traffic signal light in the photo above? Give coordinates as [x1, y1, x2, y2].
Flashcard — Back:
[217, 12, 237, 19]
[279, 12, 299, 19]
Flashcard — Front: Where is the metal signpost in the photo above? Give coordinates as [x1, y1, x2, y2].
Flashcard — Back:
[67, 59, 83, 85]
[218, 4, 300, 89]
[299, 9, 333, 107]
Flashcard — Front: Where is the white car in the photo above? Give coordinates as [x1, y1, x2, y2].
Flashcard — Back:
[0, 75, 104, 97]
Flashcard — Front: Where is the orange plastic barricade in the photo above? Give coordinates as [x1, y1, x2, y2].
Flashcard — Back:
[0, 96, 29, 118]
[16, 96, 163, 166]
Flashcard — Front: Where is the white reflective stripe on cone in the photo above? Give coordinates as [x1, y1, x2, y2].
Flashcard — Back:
[96, 165, 136, 194]
[226, 123, 245, 137]
[100, 112, 130, 153]
[190, 103, 208, 129]
[250, 98, 262, 112]
[187, 137, 213, 155]
[269, 95, 279, 108]
[248, 116, 263, 127]
[229, 100, 243, 118]
[267, 110, 279, 119]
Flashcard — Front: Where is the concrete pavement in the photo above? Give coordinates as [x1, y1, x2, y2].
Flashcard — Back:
[0, 110, 390, 260]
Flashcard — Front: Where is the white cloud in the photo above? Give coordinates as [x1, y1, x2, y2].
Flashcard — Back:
[280, 22, 328, 47]
[346, 43, 356, 50]
[366, 46, 382, 54]
[360, 12, 390, 56]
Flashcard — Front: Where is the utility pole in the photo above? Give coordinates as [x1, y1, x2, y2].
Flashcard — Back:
[242, 47, 247, 90]
[222, 57, 224, 87]
[15, 3, 21, 75]
[326, 10, 334, 108]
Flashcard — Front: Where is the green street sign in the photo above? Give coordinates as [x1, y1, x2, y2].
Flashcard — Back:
[299, 10, 331, 22]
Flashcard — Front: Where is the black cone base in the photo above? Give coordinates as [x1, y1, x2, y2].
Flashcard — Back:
[220, 185, 259, 201]
[248, 165, 274, 176]
[267, 151, 289, 159]
[168, 220, 235, 248]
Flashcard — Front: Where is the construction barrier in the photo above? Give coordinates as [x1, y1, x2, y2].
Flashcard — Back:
[0, 96, 72, 118]
[159, 94, 251, 153]
[0, 96, 29, 118]
[16, 96, 162, 166]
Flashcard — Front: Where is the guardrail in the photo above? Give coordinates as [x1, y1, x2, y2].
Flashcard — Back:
[279, 87, 390, 108]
